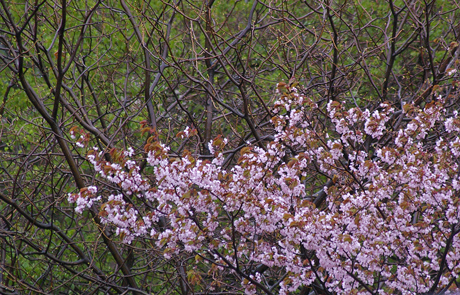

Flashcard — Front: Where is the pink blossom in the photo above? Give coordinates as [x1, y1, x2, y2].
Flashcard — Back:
[70, 84, 460, 294]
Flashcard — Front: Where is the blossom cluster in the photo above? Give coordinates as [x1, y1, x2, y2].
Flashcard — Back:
[69, 82, 460, 294]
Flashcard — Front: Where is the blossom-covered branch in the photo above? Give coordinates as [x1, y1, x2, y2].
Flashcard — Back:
[70, 82, 460, 294]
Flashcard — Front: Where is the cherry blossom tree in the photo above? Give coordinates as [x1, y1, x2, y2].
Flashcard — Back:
[69, 80, 460, 294]
[2, 0, 460, 293]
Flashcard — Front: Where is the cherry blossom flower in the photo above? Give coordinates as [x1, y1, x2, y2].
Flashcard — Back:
[69, 83, 460, 294]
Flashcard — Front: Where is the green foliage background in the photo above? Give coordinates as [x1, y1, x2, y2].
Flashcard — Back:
[0, 0, 459, 293]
